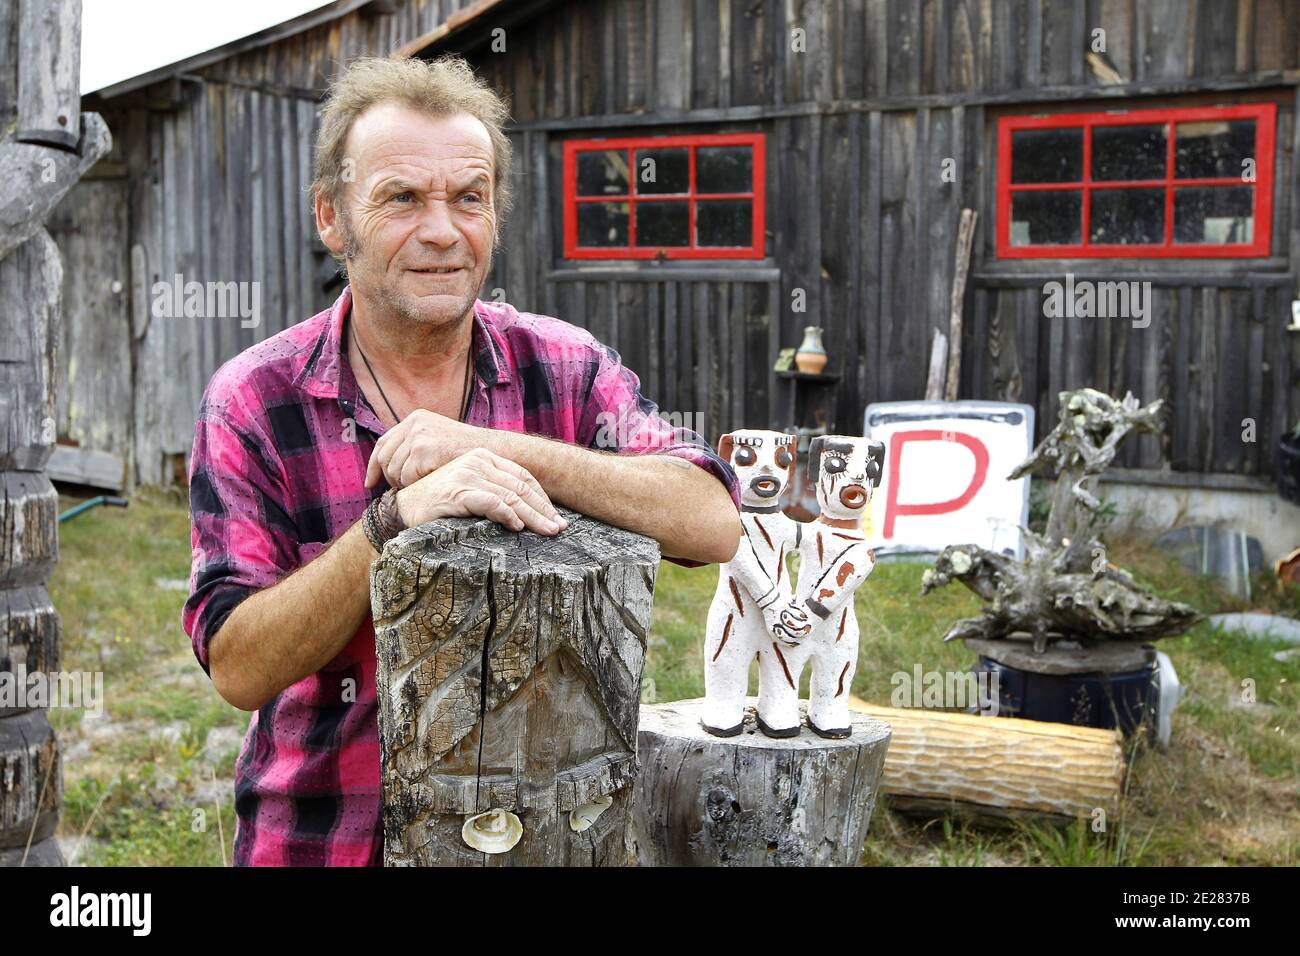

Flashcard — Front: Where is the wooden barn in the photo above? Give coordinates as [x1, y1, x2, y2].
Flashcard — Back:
[55, 0, 1300, 550]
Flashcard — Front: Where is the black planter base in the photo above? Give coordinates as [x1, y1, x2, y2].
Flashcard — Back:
[973, 655, 1159, 739]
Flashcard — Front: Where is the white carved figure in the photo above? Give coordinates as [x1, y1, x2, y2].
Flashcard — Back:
[789, 436, 885, 737]
[703, 431, 886, 739]
[703, 430, 811, 737]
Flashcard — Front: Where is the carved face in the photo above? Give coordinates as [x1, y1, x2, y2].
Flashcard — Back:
[808, 436, 885, 518]
[717, 429, 798, 508]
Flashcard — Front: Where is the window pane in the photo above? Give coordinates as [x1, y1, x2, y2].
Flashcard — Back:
[576, 151, 628, 196]
[636, 200, 689, 246]
[696, 146, 752, 193]
[634, 148, 689, 194]
[577, 202, 629, 246]
[697, 200, 753, 247]
[1010, 190, 1082, 245]
[1011, 128, 1083, 183]
[1174, 186, 1254, 244]
[1091, 124, 1167, 181]
[1175, 120, 1255, 179]
[1088, 188, 1165, 244]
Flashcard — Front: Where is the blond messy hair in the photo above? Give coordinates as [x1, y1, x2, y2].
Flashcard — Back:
[312, 55, 513, 226]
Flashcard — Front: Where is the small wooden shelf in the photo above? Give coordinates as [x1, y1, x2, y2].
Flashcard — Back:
[775, 369, 841, 383]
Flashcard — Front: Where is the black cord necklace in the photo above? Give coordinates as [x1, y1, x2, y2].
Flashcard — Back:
[350, 319, 475, 426]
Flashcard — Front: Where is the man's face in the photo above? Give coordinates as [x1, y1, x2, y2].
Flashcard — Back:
[324, 103, 498, 329]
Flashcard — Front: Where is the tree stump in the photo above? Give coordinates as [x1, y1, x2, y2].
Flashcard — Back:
[633, 698, 892, 866]
[371, 508, 659, 866]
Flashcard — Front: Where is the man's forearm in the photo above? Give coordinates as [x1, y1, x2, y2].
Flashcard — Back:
[208, 520, 376, 711]
[477, 431, 740, 563]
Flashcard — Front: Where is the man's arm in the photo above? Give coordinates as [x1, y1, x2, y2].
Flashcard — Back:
[467, 430, 740, 565]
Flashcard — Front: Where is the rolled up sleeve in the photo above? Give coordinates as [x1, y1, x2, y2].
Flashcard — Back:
[182, 406, 297, 675]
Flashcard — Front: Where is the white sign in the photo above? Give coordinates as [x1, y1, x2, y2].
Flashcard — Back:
[862, 400, 1034, 557]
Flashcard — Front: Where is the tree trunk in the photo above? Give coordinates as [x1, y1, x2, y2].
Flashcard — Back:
[847, 698, 1125, 823]
[633, 698, 892, 866]
[371, 509, 658, 866]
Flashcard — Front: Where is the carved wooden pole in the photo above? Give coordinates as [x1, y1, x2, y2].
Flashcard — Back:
[1, 0, 107, 868]
[371, 509, 658, 866]
[633, 699, 892, 866]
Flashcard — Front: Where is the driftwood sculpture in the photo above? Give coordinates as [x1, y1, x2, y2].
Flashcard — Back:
[371, 509, 657, 866]
[921, 389, 1201, 650]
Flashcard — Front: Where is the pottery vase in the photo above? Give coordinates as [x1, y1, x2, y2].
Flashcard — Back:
[794, 326, 828, 374]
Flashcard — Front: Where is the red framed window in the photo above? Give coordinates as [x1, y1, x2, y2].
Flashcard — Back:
[997, 103, 1275, 258]
[563, 133, 766, 259]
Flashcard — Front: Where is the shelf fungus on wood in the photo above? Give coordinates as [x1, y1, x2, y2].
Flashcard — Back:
[461, 810, 523, 854]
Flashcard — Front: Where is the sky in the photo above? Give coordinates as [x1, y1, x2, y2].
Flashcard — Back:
[80, 0, 332, 94]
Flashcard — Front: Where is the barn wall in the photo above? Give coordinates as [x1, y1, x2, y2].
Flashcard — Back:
[53, 0, 1300, 486]
[474, 0, 1300, 485]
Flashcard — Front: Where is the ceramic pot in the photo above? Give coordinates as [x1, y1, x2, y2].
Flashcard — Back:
[794, 326, 828, 374]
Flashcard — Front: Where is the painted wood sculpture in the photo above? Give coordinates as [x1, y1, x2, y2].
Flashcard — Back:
[705, 431, 885, 739]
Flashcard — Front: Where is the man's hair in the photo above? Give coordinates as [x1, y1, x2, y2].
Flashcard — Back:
[312, 55, 513, 230]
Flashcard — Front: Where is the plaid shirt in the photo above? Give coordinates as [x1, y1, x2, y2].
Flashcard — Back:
[183, 286, 739, 866]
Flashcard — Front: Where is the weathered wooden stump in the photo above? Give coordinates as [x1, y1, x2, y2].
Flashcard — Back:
[633, 698, 892, 866]
[371, 508, 659, 866]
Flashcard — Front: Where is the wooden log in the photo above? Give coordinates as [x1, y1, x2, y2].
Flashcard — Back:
[0, 473, 59, 589]
[847, 697, 1125, 823]
[633, 698, 892, 866]
[0, 586, 60, 718]
[0, 709, 61, 850]
[16, 0, 82, 149]
[371, 508, 658, 867]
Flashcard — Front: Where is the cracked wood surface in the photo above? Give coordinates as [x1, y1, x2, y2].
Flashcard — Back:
[372, 507, 658, 866]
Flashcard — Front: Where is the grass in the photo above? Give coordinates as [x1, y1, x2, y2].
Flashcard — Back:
[45, 487, 1300, 865]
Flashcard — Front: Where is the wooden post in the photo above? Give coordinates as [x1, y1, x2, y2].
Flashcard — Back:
[371, 509, 659, 866]
[633, 698, 892, 866]
[1, 0, 107, 868]
[16, 0, 82, 149]
[943, 208, 977, 402]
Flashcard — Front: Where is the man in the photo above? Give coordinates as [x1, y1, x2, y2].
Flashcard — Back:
[182, 56, 741, 866]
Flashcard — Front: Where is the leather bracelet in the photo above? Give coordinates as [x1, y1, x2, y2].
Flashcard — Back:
[363, 488, 406, 552]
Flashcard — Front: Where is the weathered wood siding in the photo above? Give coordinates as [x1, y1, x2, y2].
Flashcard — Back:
[54, 0, 1300, 486]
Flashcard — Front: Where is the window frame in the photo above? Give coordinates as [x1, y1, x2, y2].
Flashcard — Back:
[562, 132, 767, 260]
[996, 102, 1276, 259]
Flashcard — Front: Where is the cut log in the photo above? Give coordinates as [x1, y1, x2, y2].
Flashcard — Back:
[0, 586, 60, 718]
[633, 698, 892, 866]
[847, 696, 1124, 823]
[0, 709, 61, 849]
[0, 231, 61, 472]
[0, 473, 59, 589]
[371, 508, 659, 866]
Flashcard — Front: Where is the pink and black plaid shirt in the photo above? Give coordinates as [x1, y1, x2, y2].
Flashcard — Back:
[183, 286, 739, 866]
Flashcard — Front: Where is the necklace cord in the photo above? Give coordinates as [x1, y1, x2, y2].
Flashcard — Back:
[350, 318, 476, 426]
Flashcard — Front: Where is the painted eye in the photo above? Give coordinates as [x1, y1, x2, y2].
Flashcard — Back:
[734, 446, 757, 466]
[824, 455, 846, 474]
[775, 447, 793, 469]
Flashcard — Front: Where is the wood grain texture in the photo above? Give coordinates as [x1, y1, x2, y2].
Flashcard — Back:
[0, 709, 61, 850]
[848, 697, 1124, 822]
[15, 0, 81, 149]
[0, 586, 60, 718]
[633, 697, 892, 866]
[372, 508, 659, 866]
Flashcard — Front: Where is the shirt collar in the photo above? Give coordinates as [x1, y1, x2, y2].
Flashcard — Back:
[296, 286, 511, 401]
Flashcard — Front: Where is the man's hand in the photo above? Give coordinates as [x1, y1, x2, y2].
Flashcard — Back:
[394, 448, 566, 535]
[366, 409, 472, 490]
[766, 598, 813, 647]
